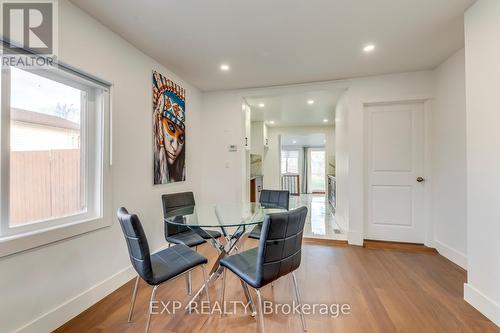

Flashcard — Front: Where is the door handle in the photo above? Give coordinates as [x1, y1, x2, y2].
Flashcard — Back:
[416, 177, 425, 183]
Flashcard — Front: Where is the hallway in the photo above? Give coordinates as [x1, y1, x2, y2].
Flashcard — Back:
[290, 194, 346, 240]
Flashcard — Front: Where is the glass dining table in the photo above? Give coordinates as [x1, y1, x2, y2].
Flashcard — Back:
[164, 202, 285, 313]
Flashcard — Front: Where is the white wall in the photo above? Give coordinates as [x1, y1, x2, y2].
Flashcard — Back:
[0, 1, 204, 332]
[342, 71, 435, 245]
[199, 91, 247, 204]
[335, 91, 350, 234]
[262, 125, 335, 190]
[202, 72, 435, 247]
[432, 49, 467, 268]
[463, 0, 500, 326]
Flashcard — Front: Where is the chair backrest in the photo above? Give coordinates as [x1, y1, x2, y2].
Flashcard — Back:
[259, 189, 290, 210]
[117, 207, 154, 284]
[255, 206, 308, 286]
[162, 192, 195, 237]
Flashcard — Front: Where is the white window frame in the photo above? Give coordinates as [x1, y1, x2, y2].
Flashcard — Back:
[0, 64, 112, 257]
[281, 149, 300, 174]
[307, 147, 326, 193]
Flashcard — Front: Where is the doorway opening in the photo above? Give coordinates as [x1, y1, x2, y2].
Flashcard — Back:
[279, 133, 342, 239]
[243, 88, 346, 240]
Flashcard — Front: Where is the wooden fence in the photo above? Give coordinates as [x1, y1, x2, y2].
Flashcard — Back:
[10, 149, 82, 226]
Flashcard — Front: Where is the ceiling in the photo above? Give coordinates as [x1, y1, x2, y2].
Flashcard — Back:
[70, 0, 475, 91]
[282, 134, 326, 147]
[247, 89, 340, 127]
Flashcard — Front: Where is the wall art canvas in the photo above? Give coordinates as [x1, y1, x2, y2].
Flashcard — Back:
[153, 70, 186, 184]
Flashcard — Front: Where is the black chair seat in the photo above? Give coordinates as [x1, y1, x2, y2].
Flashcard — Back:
[219, 206, 308, 333]
[248, 224, 262, 239]
[117, 207, 211, 333]
[150, 244, 208, 285]
[166, 230, 206, 247]
[220, 247, 260, 288]
[220, 206, 308, 289]
[197, 228, 222, 239]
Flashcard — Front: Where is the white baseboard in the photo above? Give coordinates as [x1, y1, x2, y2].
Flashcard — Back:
[433, 240, 467, 269]
[347, 231, 363, 246]
[13, 243, 173, 333]
[464, 283, 500, 327]
[14, 265, 136, 333]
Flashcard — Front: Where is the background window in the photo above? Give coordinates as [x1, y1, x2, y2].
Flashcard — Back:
[9, 68, 85, 226]
[309, 149, 326, 192]
[281, 149, 299, 174]
[1, 66, 108, 237]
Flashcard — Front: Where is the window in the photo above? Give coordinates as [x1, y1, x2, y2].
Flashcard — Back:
[0, 65, 110, 240]
[309, 149, 326, 192]
[281, 149, 299, 174]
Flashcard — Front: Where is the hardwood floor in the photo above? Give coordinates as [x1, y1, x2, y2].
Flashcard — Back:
[363, 239, 439, 254]
[55, 241, 499, 333]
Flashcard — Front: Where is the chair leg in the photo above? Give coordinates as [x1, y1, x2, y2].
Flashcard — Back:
[242, 281, 256, 316]
[201, 265, 211, 314]
[128, 276, 140, 322]
[185, 271, 192, 295]
[255, 289, 266, 333]
[219, 267, 226, 317]
[145, 285, 159, 333]
[292, 272, 307, 332]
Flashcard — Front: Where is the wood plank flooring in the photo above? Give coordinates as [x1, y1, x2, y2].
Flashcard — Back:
[55, 241, 500, 333]
[363, 239, 439, 254]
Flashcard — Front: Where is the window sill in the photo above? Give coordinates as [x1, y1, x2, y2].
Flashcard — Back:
[0, 215, 112, 258]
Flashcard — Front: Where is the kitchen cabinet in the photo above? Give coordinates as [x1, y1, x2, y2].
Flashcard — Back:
[250, 175, 263, 202]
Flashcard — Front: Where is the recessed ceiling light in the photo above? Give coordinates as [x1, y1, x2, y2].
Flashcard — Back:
[363, 44, 375, 53]
[293, 140, 297, 144]
[269, 120, 275, 125]
[323, 119, 328, 123]
[259, 103, 265, 108]
[220, 64, 230, 71]
[307, 100, 314, 105]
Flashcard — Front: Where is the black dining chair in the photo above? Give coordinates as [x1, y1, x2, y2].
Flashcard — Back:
[162, 192, 222, 294]
[249, 189, 290, 240]
[117, 208, 210, 333]
[162, 192, 222, 245]
[219, 206, 308, 333]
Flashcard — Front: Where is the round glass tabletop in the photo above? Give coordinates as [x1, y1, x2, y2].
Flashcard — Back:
[164, 202, 285, 227]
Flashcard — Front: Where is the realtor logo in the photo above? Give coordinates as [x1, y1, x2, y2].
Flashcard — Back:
[1, 0, 57, 67]
[2, 1, 53, 54]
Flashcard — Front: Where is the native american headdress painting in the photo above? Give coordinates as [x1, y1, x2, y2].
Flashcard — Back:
[153, 71, 186, 184]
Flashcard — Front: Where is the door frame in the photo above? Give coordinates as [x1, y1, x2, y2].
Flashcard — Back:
[363, 99, 433, 246]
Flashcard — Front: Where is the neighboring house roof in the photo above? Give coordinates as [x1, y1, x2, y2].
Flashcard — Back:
[11, 108, 80, 131]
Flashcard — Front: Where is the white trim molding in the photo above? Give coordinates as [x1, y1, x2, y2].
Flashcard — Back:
[14, 266, 136, 333]
[348, 230, 363, 246]
[464, 283, 500, 327]
[13, 242, 171, 332]
[433, 239, 467, 269]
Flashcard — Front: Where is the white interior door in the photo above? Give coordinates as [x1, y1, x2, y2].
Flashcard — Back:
[365, 102, 426, 243]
